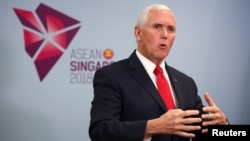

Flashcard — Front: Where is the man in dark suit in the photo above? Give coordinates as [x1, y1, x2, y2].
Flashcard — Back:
[89, 3, 228, 141]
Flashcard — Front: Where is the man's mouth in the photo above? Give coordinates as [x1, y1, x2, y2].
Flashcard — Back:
[159, 44, 167, 48]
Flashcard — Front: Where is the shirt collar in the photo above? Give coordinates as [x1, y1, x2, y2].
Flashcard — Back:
[136, 50, 166, 73]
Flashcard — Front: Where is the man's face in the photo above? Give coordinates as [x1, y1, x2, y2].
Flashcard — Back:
[135, 9, 176, 65]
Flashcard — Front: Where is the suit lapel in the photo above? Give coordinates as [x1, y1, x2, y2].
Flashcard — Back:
[165, 65, 185, 109]
[128, 51, 167, 111]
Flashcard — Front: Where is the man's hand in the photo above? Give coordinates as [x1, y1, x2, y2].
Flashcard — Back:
[145, 109, 202, 138]
[201, 92, 228, 133]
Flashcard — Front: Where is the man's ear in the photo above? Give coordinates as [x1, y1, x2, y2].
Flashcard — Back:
[134, 26, 141, 42]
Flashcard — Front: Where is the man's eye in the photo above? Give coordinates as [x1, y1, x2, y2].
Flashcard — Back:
[154, 24, 162, 29]
[168, 26, 175, 32]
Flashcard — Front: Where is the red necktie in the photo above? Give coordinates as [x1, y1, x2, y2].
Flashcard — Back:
[154, 65, 175, 110]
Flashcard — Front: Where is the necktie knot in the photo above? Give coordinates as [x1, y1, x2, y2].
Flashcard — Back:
[154, 65, 163, 75]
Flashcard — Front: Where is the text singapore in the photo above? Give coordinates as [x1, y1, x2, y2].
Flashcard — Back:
[70, 60, 114, 71]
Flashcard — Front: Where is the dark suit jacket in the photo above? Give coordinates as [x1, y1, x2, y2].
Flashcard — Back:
[89, 50, 207, 141]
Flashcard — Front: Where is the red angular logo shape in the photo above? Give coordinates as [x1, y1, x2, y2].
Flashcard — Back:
[13, 3, 81, 81]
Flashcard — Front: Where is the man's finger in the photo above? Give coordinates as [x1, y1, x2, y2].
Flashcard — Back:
[204, 92, 216, 106]
[183, 110, 200, 117]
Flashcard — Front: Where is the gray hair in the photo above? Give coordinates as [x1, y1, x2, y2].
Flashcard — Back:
[136, 4, 173, 28]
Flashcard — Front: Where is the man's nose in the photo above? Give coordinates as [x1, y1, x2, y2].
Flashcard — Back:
[161, 28, 168, 39]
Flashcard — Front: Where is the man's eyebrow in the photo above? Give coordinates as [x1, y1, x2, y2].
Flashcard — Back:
[168, 25, 175, 28]
[152, 23, 163, 26]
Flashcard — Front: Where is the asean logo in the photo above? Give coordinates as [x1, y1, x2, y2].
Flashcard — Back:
[103, 49, 114, 60]
[13, 3, 81, 82]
